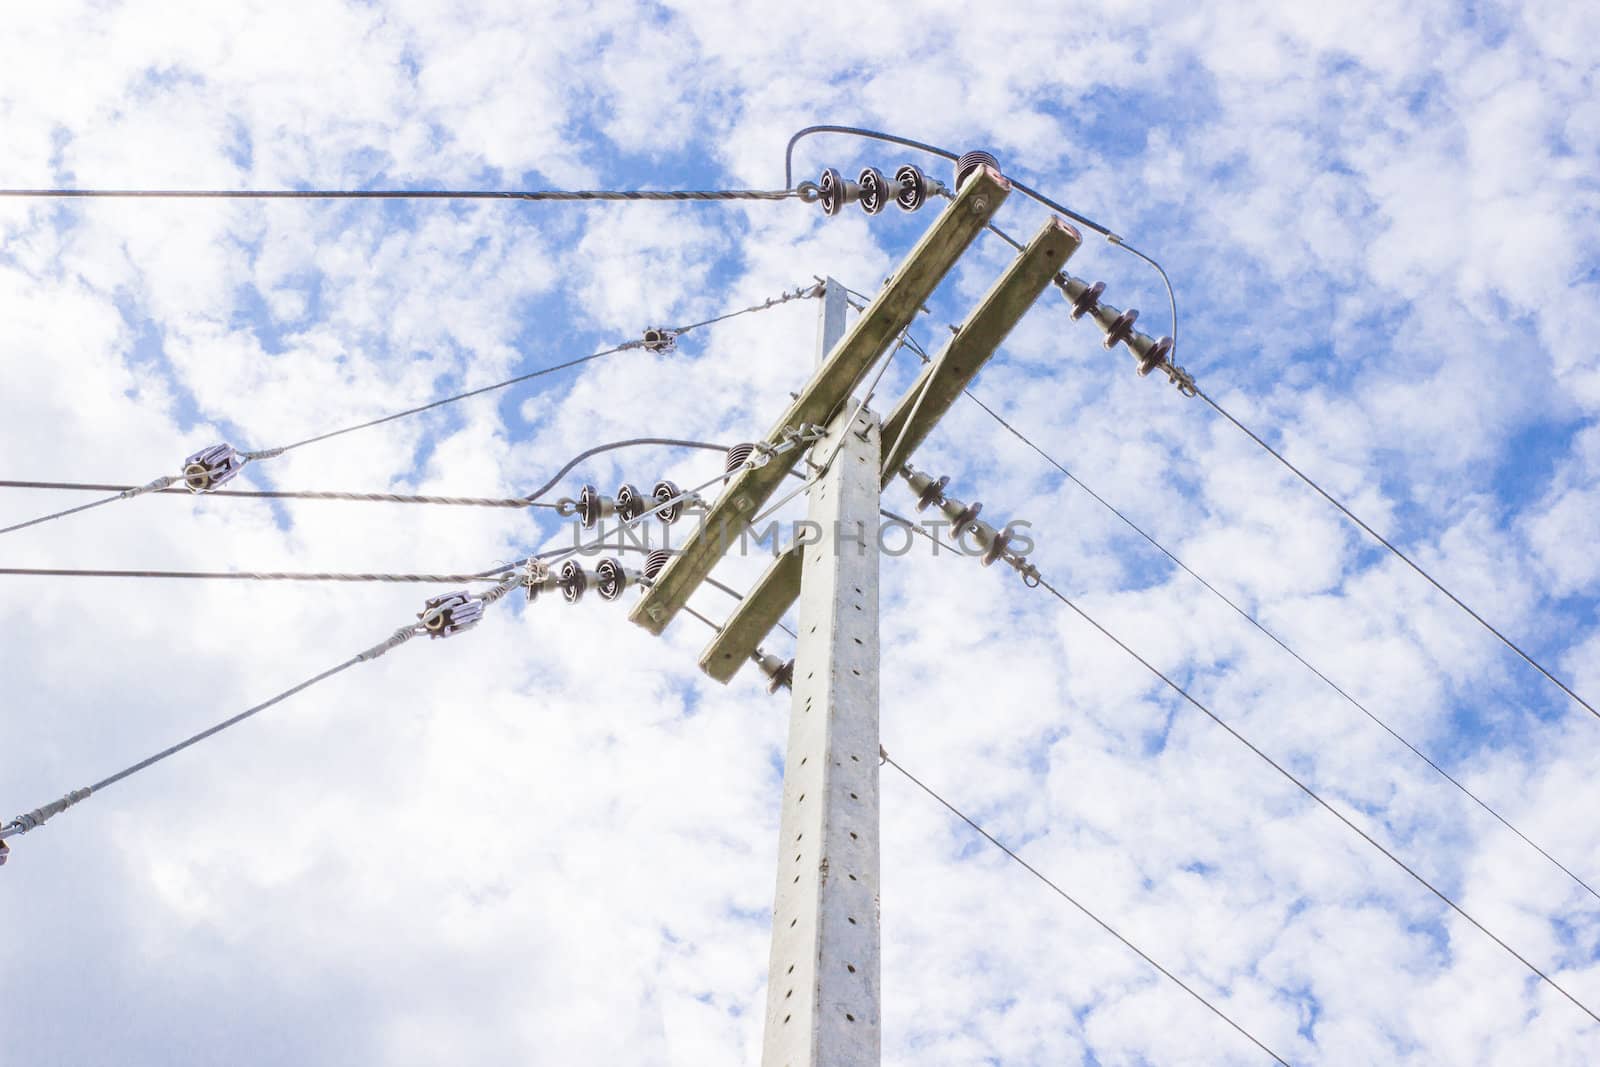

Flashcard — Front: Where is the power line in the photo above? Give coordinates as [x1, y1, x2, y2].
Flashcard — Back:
[681, 508, 1286, 1060]
[0, 285, 819, 539]
[882, 752, 1293, 1067]
[3, 613, 434, 841]
[891, 515, 1599, 1025]
[268, 286, 820, 461]
[1194, 386, 1600, 726]
[0, 186, 804, 203]
[880, 310, 1600, 906]
[0, 567, 511, 584]
[1030, 574, 1600, 1027]
[0, 462, 754, 850]
[783, 124, 1178, 353]
[0, 480, 559, 509]
[959, 389, 1600, 906]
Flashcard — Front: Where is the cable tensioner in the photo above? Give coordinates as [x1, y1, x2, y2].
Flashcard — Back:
[182, 443, 244, 493]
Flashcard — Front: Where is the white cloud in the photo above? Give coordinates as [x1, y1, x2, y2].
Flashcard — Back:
[2, 1, 1599, 1064]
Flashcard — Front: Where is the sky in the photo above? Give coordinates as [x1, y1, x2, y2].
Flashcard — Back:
[1, 1, 1598, 1064]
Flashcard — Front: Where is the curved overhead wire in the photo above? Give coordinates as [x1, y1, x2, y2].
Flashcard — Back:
[782, 123, 1178, 353]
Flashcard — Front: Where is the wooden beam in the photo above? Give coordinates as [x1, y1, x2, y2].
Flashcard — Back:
[628, 166, 1012, 636]
[879, 217, 1081, 483]
[698, 543, 803, 683]
[688, 216, 1080, 682]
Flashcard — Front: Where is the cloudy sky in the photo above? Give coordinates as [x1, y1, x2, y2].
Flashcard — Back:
[2, 1, 1598, 1064]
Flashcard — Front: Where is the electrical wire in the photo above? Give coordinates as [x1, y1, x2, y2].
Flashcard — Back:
[0, 285, 818, 539]
[1030, 574, 1600, 1027]
[0, 567, 509, 584]
[891, 516, 1598, 1024]
[518, 438, 730, 503]
[275, 285, 820, 462]
[0, 466, 748, 847]
[782, 124, 1178, 352]
[0, 186, 804, 203]
[882, 752, 1293, 1067]
[0, 480, 561, 509]
[1194, 386, 1600, 727]
[960, 389, 1600, 905]
[881, 305, 1600, 903]
[1, 612, 435, 841]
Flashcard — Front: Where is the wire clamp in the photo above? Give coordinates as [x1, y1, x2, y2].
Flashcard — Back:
[418, 590, 483, 638]
[1165, 361, 1198, 397]
[523, 560, 558, 602]
[120, 474, 180, 499]
[641, 327, 678, 353]
[4, 787, 91, 838]
[182, 444, 245, 493]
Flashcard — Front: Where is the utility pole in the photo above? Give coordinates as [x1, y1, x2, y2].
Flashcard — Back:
[628, 165, 1081, 1064]
[759, 281, 883, 1064]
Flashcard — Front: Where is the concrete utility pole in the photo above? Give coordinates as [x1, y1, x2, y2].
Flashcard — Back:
[759, 282, 883, 1064]
[628, 165, 1082, 1065]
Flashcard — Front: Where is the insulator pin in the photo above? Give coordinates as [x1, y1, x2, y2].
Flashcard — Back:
[577, 484, 615, 529]
[558, 560, 589, 603]
[595, 557, 638, 601]
[755, 649, 795, 693]
[1128, 333, 1174, 377]
[904, 467, 950, 512]
[818, 168, 861, 217]
[857, 167, 891, 215]
[955, 150, 1000, 190]
[182, 443, 243, 493]
[652, 480, 686, 524]
[965, 519, 1013, 567]
[419, 590, 482, 638]
[1059, 276, 1106, 321]
[1102, 308, 1139, 350]
[938, 494, 982, 533]
[893, 163, 944, 211]
[615, 483, 647, 522]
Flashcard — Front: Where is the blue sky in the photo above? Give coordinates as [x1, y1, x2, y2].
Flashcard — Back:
[2, 1, 1598, 1064]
